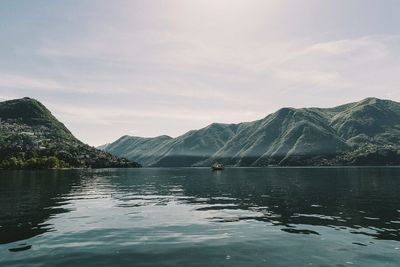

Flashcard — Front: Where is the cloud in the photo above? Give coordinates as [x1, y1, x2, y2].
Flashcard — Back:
[268, 35, 400, 92]
[11, 34, 400, 100]
[274, 70, 354, 88]
[285, 36, 391, 63]
[0, 73, 62, 91]
[49, 102, 260, 127]
[129, 129, 137, 135]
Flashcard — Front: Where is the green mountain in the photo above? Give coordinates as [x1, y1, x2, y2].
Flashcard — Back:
[0, 97, 141, 169]
[101, 97, 400, 167]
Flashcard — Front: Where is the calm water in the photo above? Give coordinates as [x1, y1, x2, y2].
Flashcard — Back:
[1, 167, 400, 266]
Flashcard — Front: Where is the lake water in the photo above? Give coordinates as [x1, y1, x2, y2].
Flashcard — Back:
[1, 167, 400, 266]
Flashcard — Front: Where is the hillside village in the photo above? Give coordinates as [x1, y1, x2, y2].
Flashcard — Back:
[0, 118, 64, 150]
[0, 98, 141, 169]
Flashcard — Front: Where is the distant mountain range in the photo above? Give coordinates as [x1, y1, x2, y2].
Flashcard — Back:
[0, 97, 140, 169]
[100, 97, 400, 167]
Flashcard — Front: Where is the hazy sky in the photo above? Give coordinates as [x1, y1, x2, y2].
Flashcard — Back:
[1, 0, 400, 146]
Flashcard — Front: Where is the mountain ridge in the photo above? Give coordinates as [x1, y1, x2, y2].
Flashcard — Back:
[100, 97, 400, 167]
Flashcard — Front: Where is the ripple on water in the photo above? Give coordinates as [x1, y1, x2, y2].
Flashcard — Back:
[2, 168, 400, 266]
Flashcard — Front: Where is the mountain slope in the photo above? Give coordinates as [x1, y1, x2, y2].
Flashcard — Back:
[0, 97, 141, 169]
[198, 108, 347, 166]
[329, 98, 400, 144]
[104, 123, 239, 167]
[104, 135, 172, 166]
[101, 97, 400, 167]
[0, 97, 72, 139]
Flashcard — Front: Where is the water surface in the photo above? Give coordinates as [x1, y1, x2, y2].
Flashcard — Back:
[1, 167, 400, 266]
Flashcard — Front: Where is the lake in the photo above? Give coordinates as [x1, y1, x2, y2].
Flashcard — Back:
[1, 167, 400, 266]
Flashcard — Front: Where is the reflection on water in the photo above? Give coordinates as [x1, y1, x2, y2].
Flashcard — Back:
[0, 170, 80, 244]
[1, 167, 400, 266]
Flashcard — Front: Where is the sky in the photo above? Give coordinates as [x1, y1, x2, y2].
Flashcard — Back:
[1, 0, 400, 146]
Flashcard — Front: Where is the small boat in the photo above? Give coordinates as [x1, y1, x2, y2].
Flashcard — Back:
[211, 162, 224, 171]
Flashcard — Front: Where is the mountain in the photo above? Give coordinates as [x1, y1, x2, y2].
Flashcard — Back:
[0, 97, 141, 169]
[101, 97, 400, 167]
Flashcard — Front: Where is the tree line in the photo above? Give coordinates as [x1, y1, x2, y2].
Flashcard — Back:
[0, 156, 68, 169]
